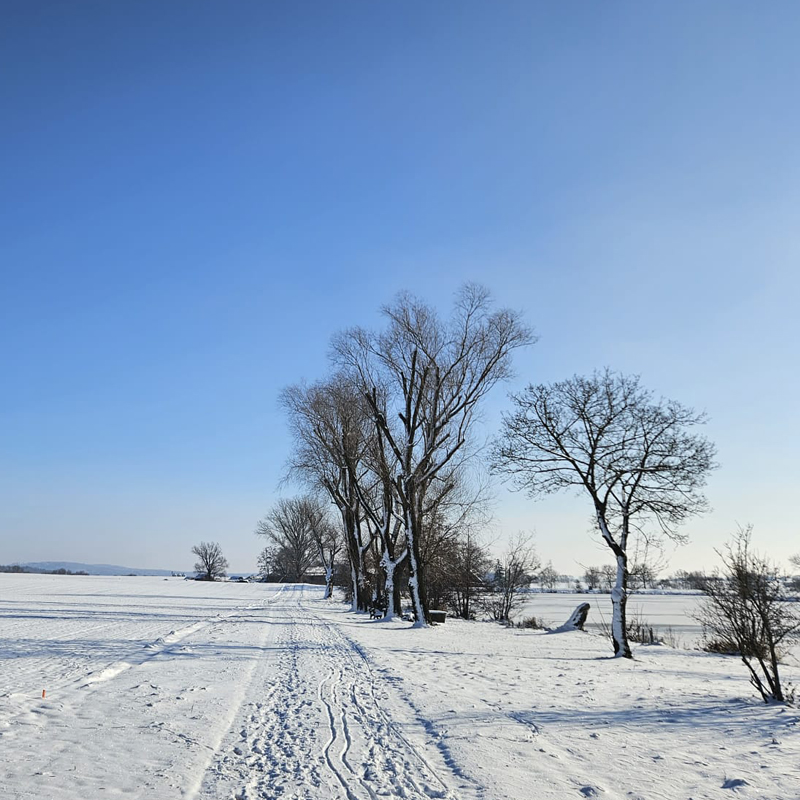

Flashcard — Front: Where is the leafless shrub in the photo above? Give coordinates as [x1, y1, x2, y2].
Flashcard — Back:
[700, 637, 739, 655]
[516, 615, 548, 630]
[660, 626, 683, 649]
[694, 526, 800, 704]
[483, 534, 540, 623]
[597, 606, 664, 645]
[625, 608, 660, 645]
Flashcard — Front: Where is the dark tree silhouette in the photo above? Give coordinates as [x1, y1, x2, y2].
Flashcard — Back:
[192, 541, 228, 581]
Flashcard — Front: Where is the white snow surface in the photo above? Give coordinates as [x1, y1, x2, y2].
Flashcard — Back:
[1, 575, 798, 800]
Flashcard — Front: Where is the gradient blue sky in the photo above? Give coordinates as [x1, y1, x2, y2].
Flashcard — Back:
[1, 2, 798, 574]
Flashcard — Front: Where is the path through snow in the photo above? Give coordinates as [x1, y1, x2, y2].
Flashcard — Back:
[192, 586, 469, 800]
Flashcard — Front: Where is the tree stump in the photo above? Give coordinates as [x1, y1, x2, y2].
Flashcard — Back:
[550, 602, 590, 633]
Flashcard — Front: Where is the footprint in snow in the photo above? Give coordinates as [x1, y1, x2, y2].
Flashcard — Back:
[721, 778, 749, 790]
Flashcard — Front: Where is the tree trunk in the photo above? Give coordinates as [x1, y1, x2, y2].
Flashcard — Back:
[611, 551, 632, 658]
[382, 554, 405, 620]
[348, 561, 359, 611]
[766, 631, 784, 702]
[341, 505, 368, 612]
[405, 505, 429, 627]
[378, 517, 406, 620]
[356, 541, 371, 612]
[595, 507, 632, 658]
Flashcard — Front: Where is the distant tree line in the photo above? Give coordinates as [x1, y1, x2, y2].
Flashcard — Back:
[0, 564, 88, 575]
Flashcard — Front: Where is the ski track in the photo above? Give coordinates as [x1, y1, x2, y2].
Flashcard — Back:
[0, 581, 284, 705]
[0, 597, 272, 710]
[194, 585, 467, 800]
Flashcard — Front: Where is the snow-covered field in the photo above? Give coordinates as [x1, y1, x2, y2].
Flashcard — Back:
[1, 576, 798, 799]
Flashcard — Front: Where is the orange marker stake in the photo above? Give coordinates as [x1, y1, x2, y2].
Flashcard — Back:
[42, 690, 46, 699]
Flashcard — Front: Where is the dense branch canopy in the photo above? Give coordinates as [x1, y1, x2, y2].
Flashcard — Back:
[492, 369, 718, 544]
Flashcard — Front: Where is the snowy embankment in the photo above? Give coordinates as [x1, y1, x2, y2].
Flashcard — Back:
[1, 576, 798, 799]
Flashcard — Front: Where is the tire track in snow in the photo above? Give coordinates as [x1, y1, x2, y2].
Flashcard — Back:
[303, 600, 471, 800]
[318, 667, 362, 800]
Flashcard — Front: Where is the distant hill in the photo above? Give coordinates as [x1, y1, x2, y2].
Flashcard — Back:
[17, 561, 178, 576]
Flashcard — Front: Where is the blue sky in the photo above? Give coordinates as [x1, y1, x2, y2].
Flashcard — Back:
[1, 2, 798, 574]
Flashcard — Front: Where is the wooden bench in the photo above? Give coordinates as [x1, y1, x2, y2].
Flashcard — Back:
[369, 603, 387, 619]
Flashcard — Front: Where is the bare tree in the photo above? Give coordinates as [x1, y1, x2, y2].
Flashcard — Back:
[492, 369, 716, 658]
[281, 377, 375, 611]
[789, 554, 800, 593]
[257, 544, 294, 582]
[446, 530, 491, 619]
[256, 497, 325, 582]
[354, 390, 408, 619]
[257, 546, 277, 581]
[599, 564, 617, 592]
[695, 526, 800, 703]
[192, 541, 228, 581]
[484, 534, 540, 622]
[583, 566, 601, 591]
[628, 562, 655, 590]
[311, 509, 343, 599]
[334, 284, 534, 626]
[538, 562, 559, 591]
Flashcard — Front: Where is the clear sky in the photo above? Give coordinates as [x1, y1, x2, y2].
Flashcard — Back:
[1, 2, 798, 575]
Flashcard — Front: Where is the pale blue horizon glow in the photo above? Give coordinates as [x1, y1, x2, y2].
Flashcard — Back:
[1, 2, 798, 575]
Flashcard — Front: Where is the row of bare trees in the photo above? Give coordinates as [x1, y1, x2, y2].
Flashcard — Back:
[278, 285, 533, 626]
[259, 282, 798, 702]
[271, 285, 721, 655]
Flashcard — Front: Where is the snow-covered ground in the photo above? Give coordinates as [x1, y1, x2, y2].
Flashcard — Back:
[1, 576, 798, 799]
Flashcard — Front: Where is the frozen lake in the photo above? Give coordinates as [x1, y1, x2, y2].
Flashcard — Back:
[519, 591, 706, 646]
